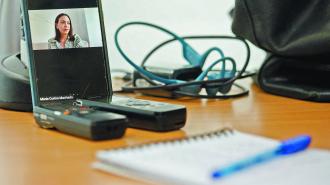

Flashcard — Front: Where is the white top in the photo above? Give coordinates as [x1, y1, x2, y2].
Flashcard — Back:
[48, 34, 88, 49]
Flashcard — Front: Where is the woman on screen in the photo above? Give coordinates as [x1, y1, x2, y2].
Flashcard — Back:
[48, 13, 88, 49]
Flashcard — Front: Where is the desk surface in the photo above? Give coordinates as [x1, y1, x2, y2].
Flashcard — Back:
[0, 82, 329, 185]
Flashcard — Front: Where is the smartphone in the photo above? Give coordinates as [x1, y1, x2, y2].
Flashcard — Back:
[20, 0, 128, 140]
[21, 0, 186, 134]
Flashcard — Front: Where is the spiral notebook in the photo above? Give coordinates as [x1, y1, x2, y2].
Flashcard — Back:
[94, 129, 330, 185]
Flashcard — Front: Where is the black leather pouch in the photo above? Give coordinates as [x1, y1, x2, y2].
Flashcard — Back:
[232, 0, 330, 102]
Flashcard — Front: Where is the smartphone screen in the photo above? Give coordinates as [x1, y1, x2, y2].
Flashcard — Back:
[22, 0, 110, 104]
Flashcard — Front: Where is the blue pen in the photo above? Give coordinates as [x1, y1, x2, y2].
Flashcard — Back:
[211, 135, 311, 180]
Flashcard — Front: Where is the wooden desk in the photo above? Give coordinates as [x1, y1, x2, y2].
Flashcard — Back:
[0, 82, 329, 185]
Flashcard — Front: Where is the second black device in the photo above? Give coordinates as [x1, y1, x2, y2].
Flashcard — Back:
[78, 96, 186, 132]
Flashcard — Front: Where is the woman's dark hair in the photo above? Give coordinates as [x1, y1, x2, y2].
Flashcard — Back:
[54, 13, 74, 42]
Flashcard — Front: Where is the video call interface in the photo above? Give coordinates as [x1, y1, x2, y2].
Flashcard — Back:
[27, 0, 109, 102]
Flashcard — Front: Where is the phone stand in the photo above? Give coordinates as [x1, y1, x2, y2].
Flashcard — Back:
[0, 0, 32, 111]
[0, 54, 32, 111]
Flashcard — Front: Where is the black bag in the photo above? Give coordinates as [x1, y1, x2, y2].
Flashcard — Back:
[232, 0, 330, 102]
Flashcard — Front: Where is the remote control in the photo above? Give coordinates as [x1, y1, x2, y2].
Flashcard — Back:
[33, 106, 128, 140]
[77, 96, 186, 132]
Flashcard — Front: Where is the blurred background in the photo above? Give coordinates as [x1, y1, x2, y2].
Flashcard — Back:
[101, 0, 266, 72]
[0, 0, 266, 72]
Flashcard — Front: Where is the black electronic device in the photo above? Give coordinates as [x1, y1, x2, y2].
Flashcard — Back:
[133, 65, 202, 83]
[132, 65, 202, 98]
[77, 96, 186, 132]
[20, 0, 128, 140]
[77, 96, 187, 132]
[34, 104, 127, 140]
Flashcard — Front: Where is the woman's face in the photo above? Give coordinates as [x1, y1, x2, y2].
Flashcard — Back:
[56, 15, 71, 36]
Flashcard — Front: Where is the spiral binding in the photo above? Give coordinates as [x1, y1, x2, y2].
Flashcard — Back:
[110, 127, 234, 153]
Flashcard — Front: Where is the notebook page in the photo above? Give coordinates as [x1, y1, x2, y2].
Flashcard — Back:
[218, 149, 330, 185]
[96, 131, 282, 185]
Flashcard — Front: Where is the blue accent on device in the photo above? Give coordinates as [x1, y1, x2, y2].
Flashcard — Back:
[114, 22, 237, 96]
[211, 135, 311, 180]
